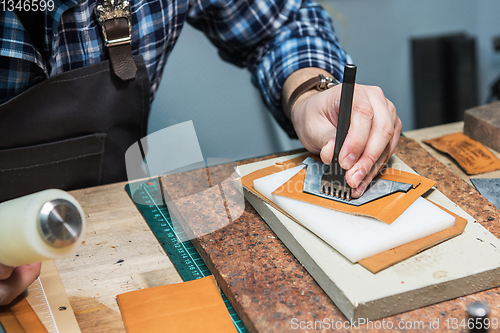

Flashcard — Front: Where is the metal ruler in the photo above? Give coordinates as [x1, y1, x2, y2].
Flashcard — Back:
[27, 260, 81, 333]
[125, 179, 248, 333]
[27, 278, 58, 333]
[0, 260, 81, 333]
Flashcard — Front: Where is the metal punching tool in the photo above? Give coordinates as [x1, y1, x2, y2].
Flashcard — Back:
[321, 64, 357, 200]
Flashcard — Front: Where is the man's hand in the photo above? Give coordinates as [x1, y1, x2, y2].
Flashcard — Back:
[283, 68, 402, 198]
[0, 263, 41, 305]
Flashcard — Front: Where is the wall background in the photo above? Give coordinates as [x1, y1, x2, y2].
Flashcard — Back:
[148, 0, 500, 161]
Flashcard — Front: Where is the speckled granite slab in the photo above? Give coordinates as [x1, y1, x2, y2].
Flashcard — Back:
[161, 140, 500, 332]
[240, 154, 500, 323]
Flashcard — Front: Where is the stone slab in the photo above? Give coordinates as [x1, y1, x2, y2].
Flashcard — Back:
[240, 155, 500, 322]
[464, 101, 500, 152]
[160, 140, 500, 332]
[470, 178, 500, 210]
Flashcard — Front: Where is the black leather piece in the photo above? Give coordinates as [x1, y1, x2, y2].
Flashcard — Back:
[104, 18, 137, 81]
[0, 56, 150, 202]
[104, 18, 129, 40]
[108, 43, 137, 81]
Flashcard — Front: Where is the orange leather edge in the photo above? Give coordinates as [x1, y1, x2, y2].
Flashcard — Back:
[239, 154, 435, 224]
[0, 298, 47, 333]
[358, 200, 467, 273]
[273, 167, 433, 224]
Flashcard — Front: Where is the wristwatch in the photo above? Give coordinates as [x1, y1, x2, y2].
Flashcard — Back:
[286, 74, 340, 118]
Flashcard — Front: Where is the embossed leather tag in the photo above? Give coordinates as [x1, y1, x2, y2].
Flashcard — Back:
[424, 132, 500, 175]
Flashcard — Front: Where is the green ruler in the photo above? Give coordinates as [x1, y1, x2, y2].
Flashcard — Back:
[125, 179, 248, 333]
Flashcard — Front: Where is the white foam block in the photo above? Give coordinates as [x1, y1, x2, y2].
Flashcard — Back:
[253, 166, 455, 262]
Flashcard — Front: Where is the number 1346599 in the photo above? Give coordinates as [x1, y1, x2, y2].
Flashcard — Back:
[1, 0, 55, 11]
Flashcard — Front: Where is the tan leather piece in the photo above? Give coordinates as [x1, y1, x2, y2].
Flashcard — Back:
[358, 200, 467, 273]
[117, 276, 237, 333]
[274, 168, 433, 224]
[239, 154, 435, 224]
[0, 297, 47, 333]
[423, 132, 500, 175]
[0, 308, 23, 333]
[239, 155, 314, 223]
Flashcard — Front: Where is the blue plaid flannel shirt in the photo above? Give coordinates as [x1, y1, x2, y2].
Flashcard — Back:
[0, 0, 349, 136]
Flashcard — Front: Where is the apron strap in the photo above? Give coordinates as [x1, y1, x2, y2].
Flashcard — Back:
[96, 0, 137, 81]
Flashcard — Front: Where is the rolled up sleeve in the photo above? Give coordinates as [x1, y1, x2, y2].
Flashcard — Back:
[187, 0, 350, 137]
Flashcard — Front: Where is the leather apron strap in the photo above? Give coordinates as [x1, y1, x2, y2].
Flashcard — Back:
[0, 56, 150, 202]
[96, 0, 137, 81]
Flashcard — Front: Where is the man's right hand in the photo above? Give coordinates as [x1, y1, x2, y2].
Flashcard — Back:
[283, 68, 402, 199]
[0, 262, 41, 305]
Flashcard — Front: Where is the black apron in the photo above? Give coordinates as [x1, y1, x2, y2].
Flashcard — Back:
[0, 56, 150, 202]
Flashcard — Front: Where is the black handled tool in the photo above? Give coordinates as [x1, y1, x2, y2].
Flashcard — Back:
[321, 64, 357, 200]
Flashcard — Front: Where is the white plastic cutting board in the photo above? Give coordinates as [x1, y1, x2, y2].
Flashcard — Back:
[253, 165, 455, 262]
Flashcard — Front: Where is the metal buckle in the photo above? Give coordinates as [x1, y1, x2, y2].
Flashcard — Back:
[316, 74, 339, 91]
[96, 0, 132, 47]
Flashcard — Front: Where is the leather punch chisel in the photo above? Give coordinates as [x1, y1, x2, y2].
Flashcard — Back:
[321, 64, 357, 200]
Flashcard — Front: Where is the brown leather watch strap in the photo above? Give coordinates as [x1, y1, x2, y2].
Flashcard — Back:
[104, 18, 137, 81]
[286, 74, 339, 118]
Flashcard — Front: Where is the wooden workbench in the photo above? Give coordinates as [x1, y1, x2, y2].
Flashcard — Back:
[55, 122, 500, 332]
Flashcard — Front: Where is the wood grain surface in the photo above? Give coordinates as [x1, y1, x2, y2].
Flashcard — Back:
[55, 182, 183, 333]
